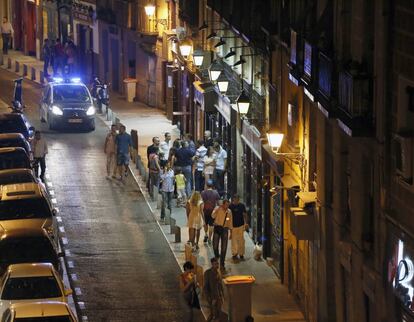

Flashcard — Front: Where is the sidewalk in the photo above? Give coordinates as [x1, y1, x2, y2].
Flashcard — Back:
[1, 50, 306, 322]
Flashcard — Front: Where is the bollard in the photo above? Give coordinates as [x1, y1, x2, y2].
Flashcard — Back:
[7, 57, 11, 69]
[185, 243, 192, 261]
[169, 218, 176, 234]
[31, 67, 36, 81]
[195, 264, 204, 289]
[174, 226, 181, 243]
[23, 64, 28, 77]
[15, 61, 19, 73]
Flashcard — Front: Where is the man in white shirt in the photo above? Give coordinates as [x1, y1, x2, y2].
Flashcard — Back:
[213, 140, 227, 198]
[1, 17, 13, 54]
[159, 132, 171, 168]
[193, 139, 207, 191]
[31, 131, 48, 181]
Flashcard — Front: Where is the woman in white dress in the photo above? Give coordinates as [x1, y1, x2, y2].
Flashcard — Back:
[203, 146, 216, 190]
[187, 191, 204, 250]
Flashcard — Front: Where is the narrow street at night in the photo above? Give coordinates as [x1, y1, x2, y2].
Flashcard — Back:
[0, 69, 188, 321]
[1, 0, 414, 321]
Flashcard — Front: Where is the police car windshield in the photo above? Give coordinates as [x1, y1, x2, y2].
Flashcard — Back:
[53, 85, 90, 103]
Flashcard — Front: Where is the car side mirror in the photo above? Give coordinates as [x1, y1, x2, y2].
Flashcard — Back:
[52, 209, 57, 216]
[64, 289, 73, 296]
[29, 126, 35, 132]
[58, 252, 65, 258]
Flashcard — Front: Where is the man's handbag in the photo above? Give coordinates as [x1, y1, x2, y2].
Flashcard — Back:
[213, 210, 228, 235]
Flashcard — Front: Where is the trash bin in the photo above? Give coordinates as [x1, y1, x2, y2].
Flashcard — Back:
[123, 78, 137, 102]
[223, 275, 255, 322]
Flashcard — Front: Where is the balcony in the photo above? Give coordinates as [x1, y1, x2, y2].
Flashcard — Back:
[336, 69, 374, 137]
[316, 52, 335, 118]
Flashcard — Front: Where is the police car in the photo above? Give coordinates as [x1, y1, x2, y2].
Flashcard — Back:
[39, 77, 95, 131]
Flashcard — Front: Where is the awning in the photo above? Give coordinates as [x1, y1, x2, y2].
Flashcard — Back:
[193, 81, 217, 112]
[297, 191, 317, 204]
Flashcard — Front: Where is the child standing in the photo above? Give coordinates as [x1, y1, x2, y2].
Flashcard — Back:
[175, 168, 187, 207]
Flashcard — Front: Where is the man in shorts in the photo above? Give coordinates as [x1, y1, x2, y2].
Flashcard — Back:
[201, 180, 220, 244]
[115, 124, 133, 180]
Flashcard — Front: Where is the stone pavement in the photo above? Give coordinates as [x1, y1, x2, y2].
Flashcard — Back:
[1, 50, 306, 322]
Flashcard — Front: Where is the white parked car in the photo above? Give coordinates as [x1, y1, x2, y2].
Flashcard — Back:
[0, 263, 72, 317]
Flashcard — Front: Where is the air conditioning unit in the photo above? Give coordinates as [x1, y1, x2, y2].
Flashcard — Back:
[394, 134, 413, 181]
[289, 207, 314, 240]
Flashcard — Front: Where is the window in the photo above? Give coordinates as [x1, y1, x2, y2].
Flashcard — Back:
[53, 85, 90, 103]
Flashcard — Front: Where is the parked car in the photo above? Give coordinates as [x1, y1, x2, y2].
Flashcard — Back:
[0, 148, 31, 171]
[0, 169, 40, 186]
[0, 263, 73, 317]
[40, 77, 95, 131]
[0, 134, 31, 156]
[0, 227, 63, 276]
[0, 182, 58, 247]
[1, 301, 77, 322]
[0, 114, 34, 141]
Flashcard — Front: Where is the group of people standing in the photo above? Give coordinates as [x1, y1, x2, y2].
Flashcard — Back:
[42, 38, 77, 77]
[146, 130, 228, 201]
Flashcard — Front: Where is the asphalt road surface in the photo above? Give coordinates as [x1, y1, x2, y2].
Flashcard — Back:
[0, 69, 188, 322]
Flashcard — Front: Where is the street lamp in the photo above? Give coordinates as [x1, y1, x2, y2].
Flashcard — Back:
[192, 49, 204, 67]
[216, 73, 229, 94]
[144, 4, 156, 16]
[208, 61, 222, 82]
[179, 38, 193, 58]
[267, 133, 284, 153]
[266, 131, 305, 166]
[236, 90, 250, 115]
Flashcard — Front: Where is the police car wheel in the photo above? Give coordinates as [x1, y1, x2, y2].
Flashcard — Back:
[88, 119, 95, 131]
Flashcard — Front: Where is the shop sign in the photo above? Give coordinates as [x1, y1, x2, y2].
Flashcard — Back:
[389, 240, 414, 313]
[72, 1, 95, 24]
[216, 96, 231, 123]
[241, 120, 262, 160]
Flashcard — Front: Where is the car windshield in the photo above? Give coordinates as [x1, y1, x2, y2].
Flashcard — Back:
[15, 317, 72, 322]
[53, 85, 90, 102]
[0, 237, 56, 265]
[0, 198, 51, 220]
[0, 152, 30, 170]
[0, 119, 27, 135]
[2, 276, 61, 300]
[0, 173, 35, 185]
